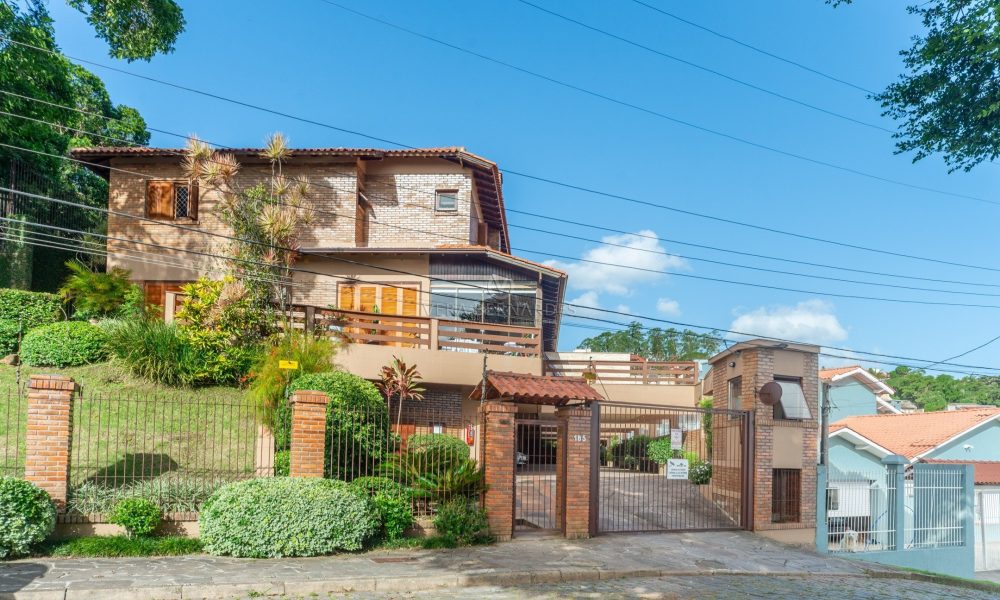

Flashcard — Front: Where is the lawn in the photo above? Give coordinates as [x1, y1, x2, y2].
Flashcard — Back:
[0, 362, 263, 515]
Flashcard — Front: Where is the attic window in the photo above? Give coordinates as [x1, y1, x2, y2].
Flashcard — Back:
[773, 378, 811, 421]
[436, 189, 458, 211]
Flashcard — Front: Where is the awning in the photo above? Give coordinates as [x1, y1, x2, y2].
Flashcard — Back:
[469, 370, 605, 406]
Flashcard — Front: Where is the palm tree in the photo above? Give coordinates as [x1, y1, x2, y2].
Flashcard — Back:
[377, 356, 426, 432]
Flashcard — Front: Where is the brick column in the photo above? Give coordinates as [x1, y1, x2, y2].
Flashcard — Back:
[289, 390, 329, 478]
[480, 401, 517, 541]
[555, 404, 594, 539]
[24, 374, 77, 510]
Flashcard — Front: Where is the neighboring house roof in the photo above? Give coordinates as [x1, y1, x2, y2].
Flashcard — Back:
[708, 339, 820, 364]
[819, 365, 895, 396]
[830, 408, 1000, 460]
[300, 245, 567, 278]
[471, 371, 605, 405]
[920, 459, 1000, 485]
[70, 146, 511, 253]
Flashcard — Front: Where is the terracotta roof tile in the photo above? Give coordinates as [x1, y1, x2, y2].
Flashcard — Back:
[920, 459, 1000, 485]
[472, 371, 604, 405]
[830, 409, 1000, 459]
[819, 365, 863, 380]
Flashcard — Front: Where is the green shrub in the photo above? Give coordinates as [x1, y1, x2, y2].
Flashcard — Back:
[199, 478, 378, 558]
[59, 260, 136, 319]
[20, 321, 109, 367]
[48, 535, 202, 557]
[609, 435, 652, 464]
[105, 319, 193, 385]
[67, 478, 223, 515]
[0, 318, 21, 355]
[689, 461, 712, 485]
[406, 433, 469, 472]
[274, 449, 290, 476]
[281, 371, 392, 479]
[0, 477, 56, 558]
[647, 437, 674, 465]
[432, 499, 491, 546]
[108, 498, 162, 538]
[373, 493, 414, 541]
[0, 288, 61, 329]
[248, 332, 336, 428]
[350, 476, 410, 499]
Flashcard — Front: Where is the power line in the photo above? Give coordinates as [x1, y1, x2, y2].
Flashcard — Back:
[627, 0, 876, 95]
[4, 39, 1000, 271]
[7, 97, 1000, 293]
[314, 0, 997, 207]
[514, 0, 891, 132]
[922, 334, 1000, 371]
[6, 184, 1000, 374]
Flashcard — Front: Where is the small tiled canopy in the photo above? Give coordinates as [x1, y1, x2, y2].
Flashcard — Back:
[470, 371, 605, 406]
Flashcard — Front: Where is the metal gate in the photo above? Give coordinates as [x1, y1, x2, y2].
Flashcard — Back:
[514, 419, 561, 532]
[595, 402, 752, 533]
[976, 489, 1000, 572]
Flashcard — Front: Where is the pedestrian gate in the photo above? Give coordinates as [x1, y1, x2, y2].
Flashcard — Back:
[514, 419, 562, 531]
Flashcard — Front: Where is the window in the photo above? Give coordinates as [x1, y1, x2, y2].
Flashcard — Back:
[430, 281, 537, 326]
[772, 468, 801, 523]
[773, 377, 811, 420]
[338, 284, 419, 316]
[147, 181, 198, 220]
[435, 189, 458, 211]
[727, 377, 742, 412]
[827, 488, 839, 512]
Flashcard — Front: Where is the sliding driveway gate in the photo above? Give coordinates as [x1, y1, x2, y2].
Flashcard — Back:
[595, 402, 752, 533]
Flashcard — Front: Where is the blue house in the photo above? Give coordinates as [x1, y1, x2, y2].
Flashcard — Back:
[819, 365, 899, 422]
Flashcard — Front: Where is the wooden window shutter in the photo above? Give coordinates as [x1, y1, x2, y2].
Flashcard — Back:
[401, 288, 418, 316]
[189, 181, 199, 220]
[381, 287, 398, 315]
[338, 285, 355, 311]
[359, 286, 377, 312]
[147, 181, 174, 219]
[144, 282, 164, 307]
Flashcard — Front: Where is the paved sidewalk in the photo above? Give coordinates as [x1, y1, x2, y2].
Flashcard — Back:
[1, 531, 898, 599]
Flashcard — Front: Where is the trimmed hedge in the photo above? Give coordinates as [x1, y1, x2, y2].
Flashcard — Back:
[199, 478, 379, 558]
[0, 319, 20, 356]
[0, 288, 61, 330]
[0, 477, 56, 558]
[19, 321, 110, 367]
[108, 498, 162, 538]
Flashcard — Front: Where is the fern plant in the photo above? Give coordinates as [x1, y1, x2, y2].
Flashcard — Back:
[59, 260, 136, 319]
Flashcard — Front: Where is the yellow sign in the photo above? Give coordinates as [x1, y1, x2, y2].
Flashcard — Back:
[278, 360, 299, 370]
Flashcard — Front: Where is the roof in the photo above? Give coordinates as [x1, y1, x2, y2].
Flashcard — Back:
[830, 408, 1000, 460]
[299, 245, 566, 278]
[70, 146, 511, 253]
[920, 459, 1000, 485]
[819, 365, 895, 396]
[708, 338, 820, 365]
[470, 371, 605, 406]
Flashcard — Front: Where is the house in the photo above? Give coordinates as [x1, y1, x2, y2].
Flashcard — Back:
[73, 145, 702, 427]
[819, 365, 899, 422]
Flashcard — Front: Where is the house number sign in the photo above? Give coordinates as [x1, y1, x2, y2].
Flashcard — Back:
[572, 434, 587, 442]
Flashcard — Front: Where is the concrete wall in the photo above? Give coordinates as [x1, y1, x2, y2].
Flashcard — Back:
[828, 435, 885, 474]
[596, 384, 700, 407]
[931, 420, 1000, 461]
[336, 343, 542, 386]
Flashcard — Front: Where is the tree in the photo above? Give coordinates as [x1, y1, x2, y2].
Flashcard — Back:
[376, 356, 426, 431]
[881, 365, 1000, 410]
[579, 321, 722, 361]
[831, 0, 1000, 171]
[64, 0, 185, 62]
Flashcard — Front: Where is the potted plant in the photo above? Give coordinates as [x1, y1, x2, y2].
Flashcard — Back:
[646, 437, 673, 475]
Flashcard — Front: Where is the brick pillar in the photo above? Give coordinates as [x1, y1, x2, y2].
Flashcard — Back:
[289, 390, 329, 478]
[24, 374, 77, 510]
[555, 404, 594, 539]
[480, 401, 517, 541]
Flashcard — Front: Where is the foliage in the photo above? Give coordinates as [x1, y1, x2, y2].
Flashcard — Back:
[46, 535, 201, 558]
[104, 318, 195, 385]
[579, 322, 722, 360]
[376, 356, 426, 431]
[350, 476, 410, 499]
[881, 366, 1000, 411]
[67, 477, 222, 515]
[699, 397, 714, 459]
[281, 371, 392, 479]
[372, 493, 414, 541]
[248, 331, 336, 428]
[108, 498, 162, 538]
[646, 437, 674, 465]
[59, 260, 136, 319]
[406, 433, 469, 471]
[380, 455, 486, 502]
[273, 449, 290, 477]
[832, 0, 1000, 171]
[199, 478, 378, 558]
[0, 288, 62, 329]
[689, 460, 712, 485]
[0, 477, 56, 558]
[0, 318, 21, 355]
[432, 499, 492, 546]
[608, 435, 652, 464]
[20, 320, 109, 366]
[66, 0, 185, 61]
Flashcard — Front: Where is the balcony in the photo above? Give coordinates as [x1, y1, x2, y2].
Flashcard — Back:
[543, 354, 702, 407]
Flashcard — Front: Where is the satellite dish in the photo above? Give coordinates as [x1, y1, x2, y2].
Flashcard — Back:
[759, 381, 783, 406]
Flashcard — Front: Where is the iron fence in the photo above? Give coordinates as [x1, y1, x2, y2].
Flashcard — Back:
[64, 388, 268, 523]
[826, 467, 897, 553]
[320, 401, 482, 516]
[976, 489, 1000, 571]
[515, 419, 561, 531]
[908, 467, 965, 549]
[596, 402, 750, 533]
[0, 384, 27, 478]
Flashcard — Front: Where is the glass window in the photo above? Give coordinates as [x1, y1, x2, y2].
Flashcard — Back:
[430, 281, 536, 326]
[728, 377, 742, 412]
[773, 378, 811, 420]
[509, 291, 536, 326]
[436, 190, 458, 211]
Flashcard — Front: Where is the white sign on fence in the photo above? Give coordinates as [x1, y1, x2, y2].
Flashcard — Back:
[666, 458, 689, 480]
[670, 428, 682, 448]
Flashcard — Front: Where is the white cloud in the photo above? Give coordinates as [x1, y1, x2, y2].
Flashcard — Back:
[729, 300, 848, 346]
[615, 304, 631, 314]
[569, 291, 601, 309]
[656, 297, 681, 316]
[545, 230, 686, 296]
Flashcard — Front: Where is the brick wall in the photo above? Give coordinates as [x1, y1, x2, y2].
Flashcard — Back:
[388, 384, 464, 428]
[288, 389, 330, 478]
[480, 401, 517, 541]
[366, 172, 474, 248]
[23, 374, 77, 510]
[555, 405, 593, 539]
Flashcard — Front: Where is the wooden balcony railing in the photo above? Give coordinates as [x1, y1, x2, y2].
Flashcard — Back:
[543, 358, 698, 385]
[285, 306, 542, 358]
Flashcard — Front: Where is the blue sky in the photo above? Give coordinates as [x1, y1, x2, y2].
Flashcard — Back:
[42, 0, 1000, 374]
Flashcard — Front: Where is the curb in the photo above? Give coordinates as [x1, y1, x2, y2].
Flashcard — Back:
[1, 568, 885, 600]
[865, 569, 1000, 594]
